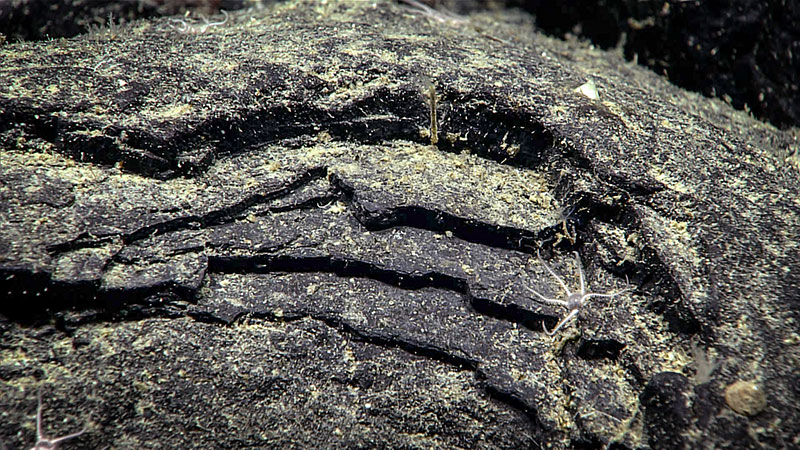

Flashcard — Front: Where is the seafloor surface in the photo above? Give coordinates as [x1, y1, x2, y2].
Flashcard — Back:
[1, 1, 798, 448]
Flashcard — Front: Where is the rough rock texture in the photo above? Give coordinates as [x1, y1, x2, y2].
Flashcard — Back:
[3, 0, 799, 131]
[1, 0, 798, 448]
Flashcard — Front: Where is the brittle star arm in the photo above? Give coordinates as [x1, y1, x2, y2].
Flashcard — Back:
[522, 284, 567, 307]
[38, 429, 87, 448]
[199, 9, 229, 32]
[581, 277, 632, 302]
[544, 309, 580, 336]
[34, 392, 86, 449]
[537, 252, 573, 297]
[574, 252, 586, 294]
[581, 290, 627, 301]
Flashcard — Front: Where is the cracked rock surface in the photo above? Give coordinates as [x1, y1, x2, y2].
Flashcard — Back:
[1, 1, 798, 448]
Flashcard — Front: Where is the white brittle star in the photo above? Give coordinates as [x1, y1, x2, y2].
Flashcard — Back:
[30, 391, 86, 450]
[525, 251, 631, 335]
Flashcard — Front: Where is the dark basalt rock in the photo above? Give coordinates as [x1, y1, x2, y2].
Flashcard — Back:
[0, 1, 797, 448]
[640, 372, 690, 450]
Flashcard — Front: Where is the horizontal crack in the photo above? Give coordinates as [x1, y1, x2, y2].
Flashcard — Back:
[330, 174, 544, 254]
[482, 383, 547, 431]
[47, 167, 328, 255]
[0, 267, 193, 325]
[315, 312, 478, 370]
[4, 82, 560, 180]
[267, 194, 339, 213]
[209, 254, 468, 290]
[207, 254, 554, 334]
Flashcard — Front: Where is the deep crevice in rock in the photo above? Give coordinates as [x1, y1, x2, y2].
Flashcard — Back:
[435, 91, 555, 168]
[576, 338, 626, 360]
[0, 268, 193, 325]
[332, 171, 699, 336]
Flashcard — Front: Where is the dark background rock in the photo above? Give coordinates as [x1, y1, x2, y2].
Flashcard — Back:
[512, 0, 800, 129]
[1, 0, 798, 448]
